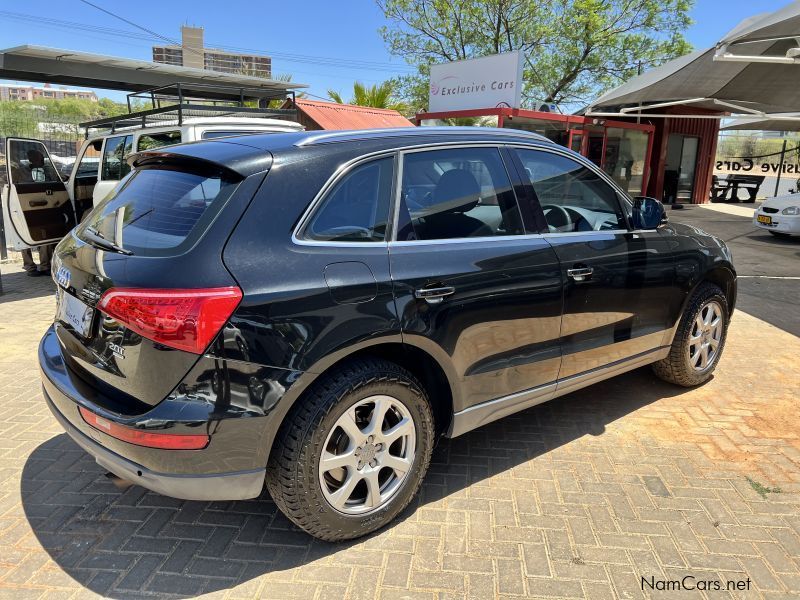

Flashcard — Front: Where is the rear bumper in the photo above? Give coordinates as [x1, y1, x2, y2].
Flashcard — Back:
[43, 387, 265, 500]
[39, 325, 266, 501]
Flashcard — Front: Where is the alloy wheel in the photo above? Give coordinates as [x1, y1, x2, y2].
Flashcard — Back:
[687, 300, 724, 372]
[318, 395, 416, 515]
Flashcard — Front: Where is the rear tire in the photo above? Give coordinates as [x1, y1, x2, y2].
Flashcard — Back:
[265, 358, 434, 541]
[652, 283, 729, 387]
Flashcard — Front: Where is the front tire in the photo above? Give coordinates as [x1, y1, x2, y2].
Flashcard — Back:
[265, 358, 434, 541]
[652, 283, 729, 387]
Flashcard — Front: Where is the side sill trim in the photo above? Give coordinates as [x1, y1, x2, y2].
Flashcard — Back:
[447, 345, 670, 438]
[553, 346, 670, 397]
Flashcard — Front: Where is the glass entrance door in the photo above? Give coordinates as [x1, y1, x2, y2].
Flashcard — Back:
[586, 130, 605, 167]
[665, 135, 699, 202]
[568, 130, 584, 154]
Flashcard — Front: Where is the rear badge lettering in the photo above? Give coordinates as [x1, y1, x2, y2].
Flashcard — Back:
[108, 343, 125, 360]
[56, 266, 71, 289]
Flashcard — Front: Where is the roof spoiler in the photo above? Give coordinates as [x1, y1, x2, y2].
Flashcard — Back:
[128, 141, 273, 178]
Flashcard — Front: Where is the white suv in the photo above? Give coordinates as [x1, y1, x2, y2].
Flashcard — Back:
[2, 117, 302, 252]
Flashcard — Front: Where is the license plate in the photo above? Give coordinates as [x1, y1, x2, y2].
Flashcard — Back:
[757, 214, 772, 225]
[58, 291, 94, 338]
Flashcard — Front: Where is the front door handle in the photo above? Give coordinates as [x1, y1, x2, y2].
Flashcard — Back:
[414, 286, 455, 304]
[567, 267, 593, 282]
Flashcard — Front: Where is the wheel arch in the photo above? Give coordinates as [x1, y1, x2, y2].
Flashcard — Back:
[262, 337, 459, 465]
[664, 262, 736, 347]
[702, 264, 737, 313]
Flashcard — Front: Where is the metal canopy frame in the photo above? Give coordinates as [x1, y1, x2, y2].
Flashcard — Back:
[586, 97, 800, 122]
[79, 83, 297, 136]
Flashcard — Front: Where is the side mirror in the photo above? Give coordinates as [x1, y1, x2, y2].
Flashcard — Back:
[633, 196, 666, 229]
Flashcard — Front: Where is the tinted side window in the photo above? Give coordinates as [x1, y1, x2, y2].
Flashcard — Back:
[75, 143, 101, 179]
[515, 149, 624, 233]
[101, 135, 133, 181]
[399, 147, 523, 241]
[137, 131, 181, 151]
[76, 156, 99, 178]
[303, 157, 393, 242]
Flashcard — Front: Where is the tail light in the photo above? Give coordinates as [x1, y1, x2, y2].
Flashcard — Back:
[98, 287, 242, 354]
[79, 406, 209, 450]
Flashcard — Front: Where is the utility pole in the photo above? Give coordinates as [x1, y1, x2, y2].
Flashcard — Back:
[774, 139, 788, 197]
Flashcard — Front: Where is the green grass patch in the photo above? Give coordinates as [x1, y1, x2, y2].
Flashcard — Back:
[746, 476, 782, 499]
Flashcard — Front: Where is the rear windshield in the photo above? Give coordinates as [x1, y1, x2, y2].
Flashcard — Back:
[77, 167, 240, 257]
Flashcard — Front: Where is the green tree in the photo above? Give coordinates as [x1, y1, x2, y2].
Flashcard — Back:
[96, 97, 130, 117]
[0, 97, 130, 140]
[327, 81, 407, 113]
[376, 0, 693, 110]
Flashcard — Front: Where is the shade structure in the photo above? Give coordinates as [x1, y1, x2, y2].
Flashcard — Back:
[0, 45, 307, 101]
[721, 113, 800, 131]
[718, 2, 800, 53]
[587, 3, 800, 116]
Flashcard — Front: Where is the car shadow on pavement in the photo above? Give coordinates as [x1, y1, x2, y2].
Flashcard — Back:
[21, 366, 690, 598]
[0, 269, 56, 302]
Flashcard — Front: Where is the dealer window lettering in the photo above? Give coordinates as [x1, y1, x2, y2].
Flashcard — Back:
[716, 159, 800, 173]
[642, 575, 751, 592]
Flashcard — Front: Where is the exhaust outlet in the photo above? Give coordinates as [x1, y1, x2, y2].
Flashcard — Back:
[105, 471, 133, 491]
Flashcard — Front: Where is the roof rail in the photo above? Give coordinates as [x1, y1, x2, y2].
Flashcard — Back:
[294, 126, 549, 147]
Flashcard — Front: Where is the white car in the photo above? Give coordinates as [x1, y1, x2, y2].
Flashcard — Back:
[753, 193, 800, 236]
[2, 117, 303, 253]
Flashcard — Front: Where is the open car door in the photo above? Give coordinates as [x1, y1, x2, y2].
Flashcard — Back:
[67, 138, 103, 222]
[3, 138, 75, 249]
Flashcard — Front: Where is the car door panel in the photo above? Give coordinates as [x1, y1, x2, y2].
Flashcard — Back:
[68, 139, 102, 221]
[4, 137, 74, 247]
[388, 146, 563, 414]
[512, 147, 674, 382]
[543, 231, 674, 380]
[391, 238, 563, 411]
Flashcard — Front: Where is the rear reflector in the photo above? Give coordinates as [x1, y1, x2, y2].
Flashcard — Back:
[79, 406, 210, 450]
[98, 287, 242, 354]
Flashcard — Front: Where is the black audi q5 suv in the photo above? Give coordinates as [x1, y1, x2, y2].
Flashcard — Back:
[40, 127, 736, 541]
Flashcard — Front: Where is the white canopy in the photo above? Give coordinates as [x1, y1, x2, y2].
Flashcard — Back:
[587, 3, 800, 118]
[721, 113, 800, 131]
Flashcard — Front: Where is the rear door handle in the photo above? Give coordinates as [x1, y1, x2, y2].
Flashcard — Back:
[567, 267, 593, 282]
[414, 286, 455, 304]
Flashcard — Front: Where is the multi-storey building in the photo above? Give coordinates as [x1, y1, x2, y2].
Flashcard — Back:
[153, 25, 272, 79]
[0, 83, 98, 102]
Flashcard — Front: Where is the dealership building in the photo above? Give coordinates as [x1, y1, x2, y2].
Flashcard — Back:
[418, 5, 800, 205]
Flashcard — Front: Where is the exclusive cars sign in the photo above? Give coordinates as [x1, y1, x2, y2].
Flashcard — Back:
[716, 158, 800, 175]
[429, 51, 524, 113]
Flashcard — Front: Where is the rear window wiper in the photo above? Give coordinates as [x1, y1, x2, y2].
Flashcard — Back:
[83, 226, 134, 256]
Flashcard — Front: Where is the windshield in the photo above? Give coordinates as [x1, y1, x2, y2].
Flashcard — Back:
[77, 167, 240, 257]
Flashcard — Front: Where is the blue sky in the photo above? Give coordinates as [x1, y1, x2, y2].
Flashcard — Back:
[0, 0, 794, 102]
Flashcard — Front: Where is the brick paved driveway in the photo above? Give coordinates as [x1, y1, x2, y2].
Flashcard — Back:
[0, 262, 798, 599]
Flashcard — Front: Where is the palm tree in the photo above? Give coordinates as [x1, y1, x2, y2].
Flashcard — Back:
[327, 81, 406, 113]
[327, 90, 346, 104]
